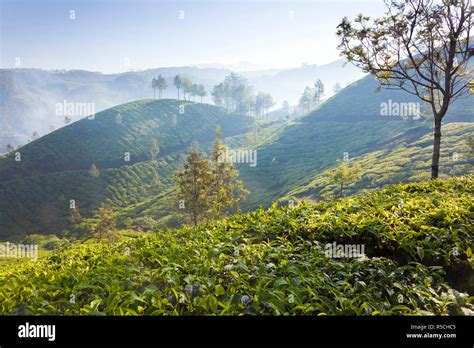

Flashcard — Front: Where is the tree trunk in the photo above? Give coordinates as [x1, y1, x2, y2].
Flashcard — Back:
[340, 183, 344, 198]
[431, 117, 442, 179]
[153, 88, 156, 99]
[178, 89, 180, 100]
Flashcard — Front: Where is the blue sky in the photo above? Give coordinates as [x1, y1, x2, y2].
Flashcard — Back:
[0, 0, 387, 73]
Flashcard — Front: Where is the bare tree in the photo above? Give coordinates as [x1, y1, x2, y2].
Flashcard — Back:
[337, 0, 473, 179]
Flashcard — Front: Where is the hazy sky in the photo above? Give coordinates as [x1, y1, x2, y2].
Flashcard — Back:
[0, 0, 387, 73]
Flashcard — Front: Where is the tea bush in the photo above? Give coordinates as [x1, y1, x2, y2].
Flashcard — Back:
[0, 176, 472, 315]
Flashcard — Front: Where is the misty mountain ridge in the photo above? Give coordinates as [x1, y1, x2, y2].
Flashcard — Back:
[0, 59, 363, 148]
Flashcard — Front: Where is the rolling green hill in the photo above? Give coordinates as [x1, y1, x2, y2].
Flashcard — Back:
[236, 120, 473, 209]
[281, 122, 474, 201]
[305, 71, 473, 122]
[1, 176, 472, 315]
[0, 99, 253, 181]
[1, 95, 473, 241]
[0, 99, 255, 239]
[0, 61, 364, 149]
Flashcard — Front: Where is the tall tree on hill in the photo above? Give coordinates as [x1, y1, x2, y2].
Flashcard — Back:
[254, 94, 264, 117]
[337, 0, 473, 179]
[173, 75, 183, 99]
[157, 75, 167, 98]
[299, 86, 315, 113]
[262, 93, 275, 116]
[182, 77, 193, 101]
[95, 207, 118, 242]
[314, 79, 325, 107]
[191, 83, 199, 101]
[151, 77, 158, 99]
[254, 92, 275, 118]
[298, 95, 306, 113]
[239, 94, 255, 116]
[234, 84, 255, 114]
[197, 84, 207, 103]
[174, 145, 213, 226]
[6, 144, 14, 153]
[209, 128, 249, 218]
[212, 73, 255, 113]
[212, 83, 226, 109]
[333, 82, 342, 94]
[327, 161, 362, 198]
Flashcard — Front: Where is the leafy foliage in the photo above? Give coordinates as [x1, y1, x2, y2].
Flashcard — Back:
[174, 146, 213, 226]
[0, 176, 472, 315]
[95, 208, 118, 242]
[326, 161, 362, 197]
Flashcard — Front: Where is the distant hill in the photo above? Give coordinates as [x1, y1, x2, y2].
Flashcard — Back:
[265, 59, 474, 123]
[0, 61, 363, 148]
[247, 59, 365, 109]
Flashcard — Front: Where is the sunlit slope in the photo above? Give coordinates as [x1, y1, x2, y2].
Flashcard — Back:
[1, 96, 472, 240]
[281, 122, 474, 201]
[304, 72, 474, 122]
[237, 120, 422, 208]
[236, 76, 473, 209]
[0, 100, 255, 239]
[0, 99, 254, 181]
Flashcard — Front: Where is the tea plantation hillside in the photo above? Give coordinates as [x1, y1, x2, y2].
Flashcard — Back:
[303, 65, 474, 123]
[282, 122, 474, 200]
[236, 119, 474, 209]
[0, 100, 256, 239]
[0, 176, 472, 315]
[1, 98, 473, 240]
[0, 99, 254, 180]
